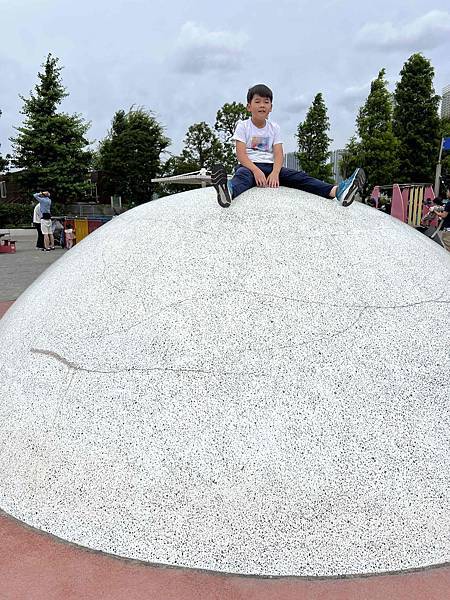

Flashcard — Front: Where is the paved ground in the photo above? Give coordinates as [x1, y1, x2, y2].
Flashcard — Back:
[1, 509, 450, 600]
[0, 229, 63, 303]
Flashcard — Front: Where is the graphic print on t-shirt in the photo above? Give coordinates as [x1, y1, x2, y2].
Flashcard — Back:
[251, 136, 270, 152]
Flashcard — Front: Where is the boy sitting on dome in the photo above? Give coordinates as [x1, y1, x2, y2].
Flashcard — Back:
[212, 84, 365, 208]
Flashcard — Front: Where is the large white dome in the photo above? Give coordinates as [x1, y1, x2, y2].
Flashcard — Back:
[0, 186, 449, 577]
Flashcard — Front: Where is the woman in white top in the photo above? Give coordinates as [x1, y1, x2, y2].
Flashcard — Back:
[32, 203, 44, 249]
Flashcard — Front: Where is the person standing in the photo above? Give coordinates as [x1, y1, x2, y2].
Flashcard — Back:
[33, 191, 54, 251]
[32, 202, 44, 249]
[439, 189, 450, 252]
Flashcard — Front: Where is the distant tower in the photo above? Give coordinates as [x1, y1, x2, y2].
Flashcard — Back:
[441, 85, 450, 119]
[283, 152, 300, 170]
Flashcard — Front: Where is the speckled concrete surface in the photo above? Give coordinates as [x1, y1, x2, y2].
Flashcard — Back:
[0, 187, 449, 577]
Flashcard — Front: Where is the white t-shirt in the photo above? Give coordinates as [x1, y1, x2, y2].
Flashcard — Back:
[232, 118, 283, 163]
[33, 203, 42, 224]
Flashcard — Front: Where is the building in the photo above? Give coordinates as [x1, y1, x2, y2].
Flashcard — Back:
[441, 85, 450, 119]
[329, 149, 345, 184]
[283, 152, 300, 170]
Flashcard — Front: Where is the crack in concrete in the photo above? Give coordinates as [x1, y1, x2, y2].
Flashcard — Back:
[277, 307, 368, 351]
[232, 288, 449, 311]
[30, 348, 266, 377]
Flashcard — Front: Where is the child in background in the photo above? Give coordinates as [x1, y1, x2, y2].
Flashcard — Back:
[64, 224, 75, 249]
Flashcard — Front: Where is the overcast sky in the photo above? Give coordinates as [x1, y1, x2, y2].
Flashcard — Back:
[1, 0, 449, 160]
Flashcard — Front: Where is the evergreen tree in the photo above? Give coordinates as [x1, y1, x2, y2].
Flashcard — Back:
[296, 93, 333, 182]
[10, 54, 92, 200]
[340, 135, 362, 180]
[98, 107, 170, 204]
[393, 53, 441, 183]
[215, 102, 249, 172]
[356, 69, 399, 193]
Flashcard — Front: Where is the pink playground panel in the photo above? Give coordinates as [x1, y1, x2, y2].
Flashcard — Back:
[391, 185, 405, 221]
[373, 184, 436, 226]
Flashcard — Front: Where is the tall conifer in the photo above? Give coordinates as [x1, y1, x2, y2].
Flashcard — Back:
[296, 93, 333, 182]
[393, 53, 440, 183]
[11, 54, 92, 200]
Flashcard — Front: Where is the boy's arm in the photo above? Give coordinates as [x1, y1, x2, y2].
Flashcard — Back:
[272, 144, 283, 174]
[267, 144, 284, 187]
[235, 141, 267, 186]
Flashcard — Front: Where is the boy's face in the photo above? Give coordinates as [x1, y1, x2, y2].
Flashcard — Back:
[247, 94, 272, 119]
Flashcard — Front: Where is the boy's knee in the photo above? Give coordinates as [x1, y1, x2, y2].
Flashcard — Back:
[235, 166, 254, 180]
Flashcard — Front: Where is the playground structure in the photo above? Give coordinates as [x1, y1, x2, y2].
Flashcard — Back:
[370, 182, 444, 231]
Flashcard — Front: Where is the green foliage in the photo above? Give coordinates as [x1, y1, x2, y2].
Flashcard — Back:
[340, 135, 362, 180]
[10, 54, 93, 201]
[215, 102, 249, 141]
[356, 69, 399, 192]
[0, 202, 34, 227]
[296, 93, 333, 182]
[215, 102, 249, 172]
[182, 121, 224, 170]
[440, 117, 450, 189]
[97, 107, 170, 205]
[393, 53, 441, 183]
[158, 122, 224, 195]
[158, 153, 201, 195]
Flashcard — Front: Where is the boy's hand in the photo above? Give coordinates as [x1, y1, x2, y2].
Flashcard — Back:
[253, 167, 267, 187]
[267, 171, 280, 188]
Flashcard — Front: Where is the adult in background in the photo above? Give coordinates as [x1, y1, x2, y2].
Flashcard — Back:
[32, 201, 44, 249]
[33, 190, 54, 251]
[439, 189, 450, 253]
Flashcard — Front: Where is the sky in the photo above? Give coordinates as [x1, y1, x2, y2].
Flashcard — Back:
[1, 0, 449, 161]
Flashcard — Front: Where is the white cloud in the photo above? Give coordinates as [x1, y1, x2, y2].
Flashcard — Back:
[172, 21, 248, 74]
[282, 95, 310, 114]
[355, 10, 450, 51]
[335, 81, 371, 110]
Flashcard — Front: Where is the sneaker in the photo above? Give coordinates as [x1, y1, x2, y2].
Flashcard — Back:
[211, 164, 232, 208]
[335, 168, 366, 207]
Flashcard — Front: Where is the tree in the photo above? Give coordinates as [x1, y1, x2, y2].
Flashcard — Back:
[440, 116, 450, 193]
[356, 69, 399, 193]
[340, 135, 362, 180]
[97, 107, 170, 204]
[215, 102, 249, 172]
[158, 152, 201, 195]
[10, 54, 92, 200]
[296, 93, 333, 182]
[182, 122, 224, 171]
[393, 53, 441, 183]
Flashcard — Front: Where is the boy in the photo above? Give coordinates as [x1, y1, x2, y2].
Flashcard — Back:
[212, 84, 365, 208]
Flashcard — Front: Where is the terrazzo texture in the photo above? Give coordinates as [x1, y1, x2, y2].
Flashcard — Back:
[0, 186, 449, 577]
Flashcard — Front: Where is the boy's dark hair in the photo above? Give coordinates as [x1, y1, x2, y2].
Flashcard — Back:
[247, 84, 273, 103]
